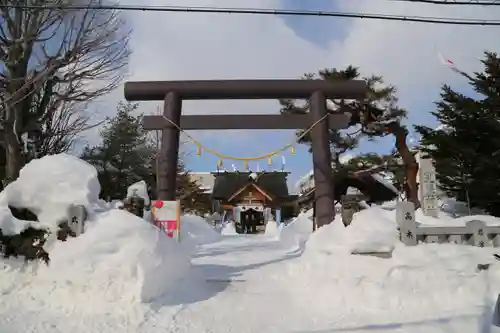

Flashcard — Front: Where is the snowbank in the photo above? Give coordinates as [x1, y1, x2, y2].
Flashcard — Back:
[0, 153, 197, 328]
[264, 220, 280, 238]
[281, 206, 500, 330]
[367, 200, 500, 228]
[32, 209, 192, 305]
[416, 210, 500, 227]
[221, 222, 237, 235]
[284, 204, 500, 258]
[0, 153, 100, 235]
[180, 214, 221, 250]
[279, 209, 313, 250]
[306, 206, 398, 255]
[285, 241, 500, 330]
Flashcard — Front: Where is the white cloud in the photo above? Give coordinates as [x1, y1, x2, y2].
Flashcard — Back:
[96, 0, 500, 176]
[333, 0, 500, 108]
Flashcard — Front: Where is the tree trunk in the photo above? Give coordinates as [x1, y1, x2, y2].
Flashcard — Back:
[4, 128, 23, 186]
[387, 123, 420, 207]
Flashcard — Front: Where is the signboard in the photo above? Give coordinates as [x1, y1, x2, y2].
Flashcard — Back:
[152, 200, 181, 240]
[419, 158, 439, 217]
[395, 201, 418, 245]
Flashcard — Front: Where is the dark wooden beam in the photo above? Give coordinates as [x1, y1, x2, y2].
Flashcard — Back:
[157, 92, 182, 201]
[142, 113, 351, 130]
[309, 91, 335, 228]
[125, 79, 367, 101]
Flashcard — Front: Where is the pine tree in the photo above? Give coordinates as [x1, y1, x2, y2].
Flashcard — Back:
[281, 66, 418, 204]
[81, 102, 153, 200]
[415, 52, 500, 216]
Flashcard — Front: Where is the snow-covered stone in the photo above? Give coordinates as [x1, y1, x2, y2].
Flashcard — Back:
[0, 153, 100, 235]
[126, 180, 150, 206]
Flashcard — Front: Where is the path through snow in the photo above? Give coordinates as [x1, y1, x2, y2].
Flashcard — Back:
[2, 231, 500, 333]
[142, 234, 305, 332]
[142, 234, 499, 333]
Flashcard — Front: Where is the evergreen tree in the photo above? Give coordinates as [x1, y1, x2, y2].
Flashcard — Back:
[415, 52, 500, 216]
[81, 102, 153, 200]
[281, 66, 419, 204]
[81, 101, 211, 214]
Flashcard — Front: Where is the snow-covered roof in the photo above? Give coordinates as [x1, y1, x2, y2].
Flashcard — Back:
[370, 173, 399, 194]
[188, 172, 215, 194]
[294, 155, 355, 191]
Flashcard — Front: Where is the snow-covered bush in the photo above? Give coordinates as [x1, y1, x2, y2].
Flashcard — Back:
[0, 153, 100, 264]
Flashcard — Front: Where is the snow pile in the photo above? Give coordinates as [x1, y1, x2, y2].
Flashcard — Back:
[285, 241, 500, 330]
[92, 199, 111, 213]
[26, 209, 191, 306]
[180, 214, 221, 250]
[126, 180, 150, 206]
[279, 209, 313, 250]
[0, 154, 196, 331]
[280, 206, 500, 330]
[415, 209, 500, 227]
[0, 153, 100, 235]
[264, 220, 280, 237]
[306, 206, 398, 255]
[221, 221, 237, 235]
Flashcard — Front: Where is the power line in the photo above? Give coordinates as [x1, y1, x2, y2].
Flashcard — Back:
[0, 4, 499, 26]
[388, 0, 500, 5]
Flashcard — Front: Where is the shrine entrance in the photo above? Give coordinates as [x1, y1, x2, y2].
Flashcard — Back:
[124, 79, 367, 228]
[240, 208, 262, 234]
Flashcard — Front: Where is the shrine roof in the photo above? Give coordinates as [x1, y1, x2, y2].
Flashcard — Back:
[211, 171, 289, 200]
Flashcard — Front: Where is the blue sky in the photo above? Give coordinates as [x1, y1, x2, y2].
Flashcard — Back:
[182, 0, 460, 190]
[94, 0, 497, 193]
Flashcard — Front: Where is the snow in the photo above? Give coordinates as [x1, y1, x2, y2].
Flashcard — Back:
[0, 154, 198, 331]
[221, 221, 237, 235]
[35, 209, 191, 304]
[3, 154, 500, 332]
[264, 219, 280, 237]
[279, 208, 313, 250]
[371, 172, 400, 194]
[180, 214, 221, 251]
[306, 206, 398, 255]
[126, 180, 150, 206]
[4, 201, 500, 332]
[0, 153, 100, 235]
[413, 207, 500, 227]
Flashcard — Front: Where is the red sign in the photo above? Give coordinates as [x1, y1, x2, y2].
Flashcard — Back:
[154, 220, 178, 237]
[152, 200, 180, 240]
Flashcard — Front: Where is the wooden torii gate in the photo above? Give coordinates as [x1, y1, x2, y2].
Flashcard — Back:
[124, 79, 367, 228]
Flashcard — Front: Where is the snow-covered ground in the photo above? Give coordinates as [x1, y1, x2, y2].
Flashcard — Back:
[1, 154, 500, 332]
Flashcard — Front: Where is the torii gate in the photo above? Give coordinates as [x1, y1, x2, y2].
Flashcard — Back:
[124, 79, 367, 228]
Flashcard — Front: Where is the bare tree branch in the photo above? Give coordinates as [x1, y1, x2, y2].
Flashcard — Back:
[0, 0, 131, 182]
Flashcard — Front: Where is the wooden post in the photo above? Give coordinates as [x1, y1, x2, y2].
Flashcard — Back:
[309, 91, 334, 228]
[159, 92, 182, 200]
